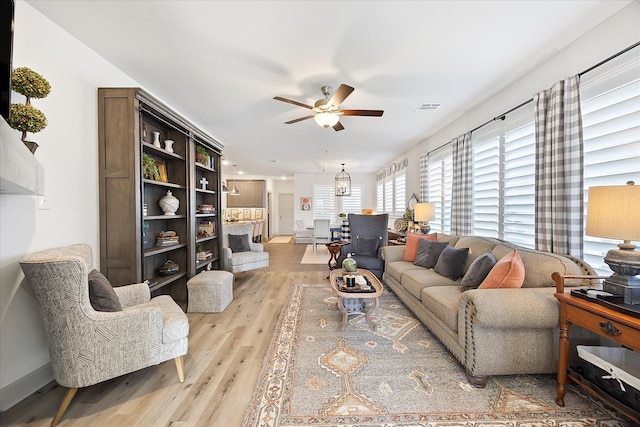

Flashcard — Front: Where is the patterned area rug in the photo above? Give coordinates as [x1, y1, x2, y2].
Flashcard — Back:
[243, 284, 629, 427]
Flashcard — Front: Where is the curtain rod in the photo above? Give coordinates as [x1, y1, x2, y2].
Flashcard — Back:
[467, 41, 640, 135]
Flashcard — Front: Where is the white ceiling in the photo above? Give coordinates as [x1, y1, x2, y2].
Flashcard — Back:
[27, 0, 632, 177]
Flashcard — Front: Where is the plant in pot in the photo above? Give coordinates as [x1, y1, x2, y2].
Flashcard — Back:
[142, 153, 160, 181]
[195, 145, 210, 166]
[8, 67, 51, 153]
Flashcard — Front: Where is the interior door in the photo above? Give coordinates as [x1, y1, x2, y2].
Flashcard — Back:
[278, 193, 294, 235]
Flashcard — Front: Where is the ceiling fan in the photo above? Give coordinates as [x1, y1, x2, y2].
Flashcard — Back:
[273, 84, 383, 131]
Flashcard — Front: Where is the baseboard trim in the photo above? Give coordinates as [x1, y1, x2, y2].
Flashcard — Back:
[0, 363, 53, 411]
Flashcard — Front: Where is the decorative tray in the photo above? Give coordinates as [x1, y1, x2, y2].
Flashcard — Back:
[336, 276, 376, 293]
[570, 288, 640, 318]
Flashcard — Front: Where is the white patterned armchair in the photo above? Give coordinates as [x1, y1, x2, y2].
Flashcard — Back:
[20, 244, 189, 426]
[222, 222, 269, 273]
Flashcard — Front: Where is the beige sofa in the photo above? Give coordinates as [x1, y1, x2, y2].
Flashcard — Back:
[381, 234, 595, 387]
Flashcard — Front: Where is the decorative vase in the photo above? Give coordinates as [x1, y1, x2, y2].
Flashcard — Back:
[164, 139, 174, 153]
[342, 253, 357, 273]
[159, 190, 179, 215]
[152, 131, 161, 148]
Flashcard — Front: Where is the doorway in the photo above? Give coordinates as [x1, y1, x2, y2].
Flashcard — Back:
[278, 193, 294, 235]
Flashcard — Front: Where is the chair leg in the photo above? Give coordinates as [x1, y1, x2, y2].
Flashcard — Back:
[175, 356, 185, 383]
[51, 387, 78, 427]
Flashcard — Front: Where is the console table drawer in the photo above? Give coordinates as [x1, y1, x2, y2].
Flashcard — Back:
[566, 305, 639, 350]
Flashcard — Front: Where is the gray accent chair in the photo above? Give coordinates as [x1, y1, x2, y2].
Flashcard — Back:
[222, 222, 269, 273]
[20, 244, 188, 426]
[338, 213, 389, 279]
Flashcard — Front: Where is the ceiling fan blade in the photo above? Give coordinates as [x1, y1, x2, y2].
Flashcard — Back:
[274, 96, 313, 110]
[328, 84, 354, 107]
[284, 115, 315, 124]
[340, 109, 384, 117]
[333, 121, 345, 131]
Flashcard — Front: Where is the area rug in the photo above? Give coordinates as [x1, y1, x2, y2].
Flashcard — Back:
[270, 235, 292, 243]
[242, 283, 629, 427]
[300, 244, 329, 264]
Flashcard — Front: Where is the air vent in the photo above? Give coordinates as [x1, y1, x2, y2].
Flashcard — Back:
[416, 103, 441, 111]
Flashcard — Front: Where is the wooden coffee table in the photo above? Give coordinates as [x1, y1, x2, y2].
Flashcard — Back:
[329, 268, 383, 331]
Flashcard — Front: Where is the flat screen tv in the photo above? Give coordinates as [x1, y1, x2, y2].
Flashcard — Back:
[0, 0, 15, 122]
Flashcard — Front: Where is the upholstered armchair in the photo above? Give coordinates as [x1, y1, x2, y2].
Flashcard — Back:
[222, 222, 269, 273]
[20, 244, 189, 426]
[338, 213, 389, 279]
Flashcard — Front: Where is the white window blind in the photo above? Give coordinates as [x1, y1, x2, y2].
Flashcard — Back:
[313, 185, 335, 220]
[394, 173, 406, 215]
[472, 106, 535, 247]
[581, 53, 640, 274]
[426, 145, 452, 234]
[384, 178, 393, 213]
[340, 185, 362, 214]
[376, 181, 384, 213]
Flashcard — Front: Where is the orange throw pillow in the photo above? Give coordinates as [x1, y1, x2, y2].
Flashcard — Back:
[478, 249, 525, 289]
[402, 233, 438, 262]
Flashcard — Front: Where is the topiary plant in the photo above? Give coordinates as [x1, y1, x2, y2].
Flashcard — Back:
[8, 67, 51, 149]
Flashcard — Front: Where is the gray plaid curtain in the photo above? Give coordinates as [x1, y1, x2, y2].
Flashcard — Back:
[534, 75, 584, 257]
[419, 153, 428, 202]
[451, 133, 473, 235]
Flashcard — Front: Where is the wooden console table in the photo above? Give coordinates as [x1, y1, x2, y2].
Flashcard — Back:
[553, 273, 640, 424]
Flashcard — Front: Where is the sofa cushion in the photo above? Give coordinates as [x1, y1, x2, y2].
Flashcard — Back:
[88, 269, 122, 312]
[402, 233, 437, 262]
[414, 239, 449, 269]
[229, 233, 251, 253]
[421, 286, 462, 332]
[402, 268, 459, 300]
[356, 235, 382, 257]
[434, 246, 469, 280]
[479, 249, 525, 289]
[384, 260, 423, 284]
[460, 252, 497, 291]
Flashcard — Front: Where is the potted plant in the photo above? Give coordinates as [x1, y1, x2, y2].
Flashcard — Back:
[195, 145, 210, 166]
[142, 153, 160, 180]
[8, 67, 51, 153]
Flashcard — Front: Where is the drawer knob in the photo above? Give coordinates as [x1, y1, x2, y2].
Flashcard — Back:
[598, 321, 621, 336]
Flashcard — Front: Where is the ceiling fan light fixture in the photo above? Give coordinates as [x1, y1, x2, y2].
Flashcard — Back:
[314, 111, 340, 128]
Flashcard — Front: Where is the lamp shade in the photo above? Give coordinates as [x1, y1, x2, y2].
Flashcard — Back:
[586, 183, 640, 242]
[413, 203, 435, 222]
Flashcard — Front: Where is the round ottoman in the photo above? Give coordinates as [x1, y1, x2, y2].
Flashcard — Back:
[187, 270, 234, 313]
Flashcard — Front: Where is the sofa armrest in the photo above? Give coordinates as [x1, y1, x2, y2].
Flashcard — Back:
[459, 288, 560, 329]
[381, 245, 405, 263]
[250, 242, 264, 252]
[113, 282, 151, 308]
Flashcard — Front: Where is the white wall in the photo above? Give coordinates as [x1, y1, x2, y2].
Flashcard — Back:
[0, 2, 138, 410]
[399, 2, 640, 199]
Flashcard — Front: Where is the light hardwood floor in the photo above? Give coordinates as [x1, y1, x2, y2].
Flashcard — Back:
[1, 238, 328, 427]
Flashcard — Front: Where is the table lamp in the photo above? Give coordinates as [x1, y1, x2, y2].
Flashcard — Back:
[413, 203, 435, 234]
[586, 181, 640, 304]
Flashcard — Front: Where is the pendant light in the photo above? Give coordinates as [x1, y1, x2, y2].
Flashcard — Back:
[229, 165, 240, 196]
[335, 163, 351, 196]
[222, 181, 229, 193]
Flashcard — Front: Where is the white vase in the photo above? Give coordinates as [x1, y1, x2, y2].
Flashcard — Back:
[152, 131, 161, 148]
[164, 139, 174, 153]
[159, 190, 179, 215]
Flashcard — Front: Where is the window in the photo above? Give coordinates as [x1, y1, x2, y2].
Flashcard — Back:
[581, 53, 640, 274]
[425, 144, 452, 234]
[376, 181, 384, 213]
[394, 173, 406, 215]
[313, 184, 363, 220]
[377, 171, 406, 215]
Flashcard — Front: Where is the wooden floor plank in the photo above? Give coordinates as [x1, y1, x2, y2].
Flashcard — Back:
[0, 240, 327, 427]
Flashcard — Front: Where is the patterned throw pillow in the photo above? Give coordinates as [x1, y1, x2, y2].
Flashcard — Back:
[460, 252, 497, 291]
[414, 239, 449, 269]
[88, 269, 122, 312]
[478, 249, 525, 289]
[402, 232, 438, 262]
[433, 245, 470, 280]
[229, 233, 251, 253]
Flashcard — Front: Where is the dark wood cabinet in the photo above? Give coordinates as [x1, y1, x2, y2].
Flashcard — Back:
[98, 88, 223, 301]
